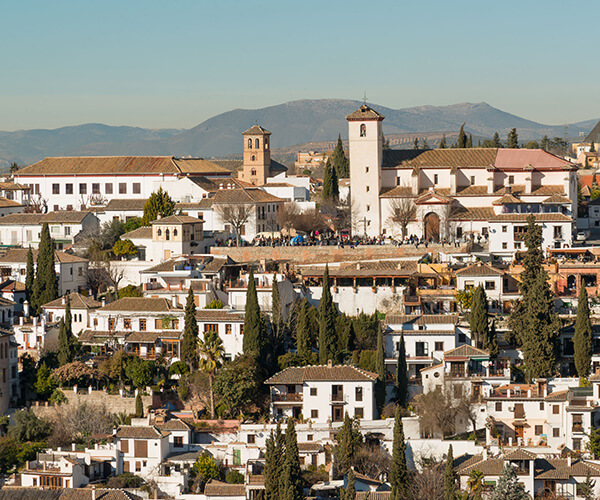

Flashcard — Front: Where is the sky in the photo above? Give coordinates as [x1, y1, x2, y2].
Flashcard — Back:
[1, 0, 598, 131]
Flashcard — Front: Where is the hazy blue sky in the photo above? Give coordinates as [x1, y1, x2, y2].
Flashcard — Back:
[1, 0, 597, 130]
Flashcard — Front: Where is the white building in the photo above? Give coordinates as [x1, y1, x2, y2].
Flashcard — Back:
[196, 309, 245, 361]
[41, 292, 102, 335]
[265, 363, 378, 423]
[114, 425, 170, 478]
[20, 454, 88, 489]
[0, 248, 88, 296]
[0, 197, 25, 218]
[346, 104, 578, 251]
[0, 211, 99, 250]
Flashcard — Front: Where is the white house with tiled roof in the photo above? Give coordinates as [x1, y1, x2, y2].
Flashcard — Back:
[41, 292, 102, 334]
[265, 363, 378, 423]
[455, 262, 521, 312]
[0, 197, 25, 218]
[347, 104, 578, 251]
[0, 248, 88, 296]
[196, 309, 245, 361]
[114, 425, 170, 478]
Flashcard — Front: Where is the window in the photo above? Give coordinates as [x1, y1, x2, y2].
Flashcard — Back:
[136, 461, 141, 472]
[66, 183, 73, 194]
[52, 184, 60, 194]
[355, 387, 363, 402]
[553, 428, 560, 438]
[470, 176, 475, 185]
[123, 318, 132, 330]
[435, 341, 444, 351]
[365, 166, 369, 173]
[240, 325, 244, 335]
[515, 242, 522, 249]
[119, 183, 127, 194]
[535, 425, 543, 436]
[553, 405, 560, 415]
[310, 387, 317, 396]
[434, 174, 439, 185]
[360, 124, 366, 137]
[79, 183, 87, 195]
[311, 409, 318, 419]
[233, 449, 241, 466]
[165, 229, 170, 240]
[539, 402, 545, 411]
[355, 408, 364, 419]
[255, 138, 260, 149]
[105, 183, 113, 194]
[366, 185, 370, 192]
[247, 434, 256, 444]
[495, 402, 502, 411]
[485, 281, 495, 290]
[573, 438, 582, 451]
[121, 440, 129, 453]
[554, 226, 562, 239]
[508, 175, 514, 184]
[458, 333, 466, 343]
[502, 242, 508, 249]
[225, 324, 232, 334]
[133, 183, 141, 194]
[174, 436, 183, 448]
[366, 204, 370, 212]
[205, 324, 218, 333]
[155, 319, 163, 329]
[307, 434, 313, 441]
[139, 319, 146, 331]
[251, 156, 256, 162]
[92, 183, 100, 194]
[248, 139, 252, 149]
[501, 225, 507, 233]
[65, 226, 71, 236]
[109, 318, 115, 330]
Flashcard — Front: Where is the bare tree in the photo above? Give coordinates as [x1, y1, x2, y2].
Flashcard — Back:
[410, 464, 444, 500]
[352, 443, 391, 480]
[215, 203, 253, 244]
[413, 383, 461, 438]
[296, 207, 328, 234]
[276, 202, 301, 234]
[321, 196, 359, 235]
[24, 195, 48, 214]
[387, 196, 416, 239]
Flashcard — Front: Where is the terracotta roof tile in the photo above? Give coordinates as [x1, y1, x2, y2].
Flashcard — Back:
[204, 479, 247, 496]
[196, 309, 245, 322]
[489, 213, 573, 222]
[99, 297, 181, 313]
[115, 426, 169, 439]
[346, 104, 385, 121]
[210, 188, 285, 205]
[455, 263, 504, 277]
[444, 345, 489, 358]
[243, 125, 271, 136]
[151, 215, 203, 224]
[42, 292, 102, 310]
[382, 148, 497, 169]
[0, 197, 23, 208]
[121, 226, 152, 239]
[385, 314, 458, 326]
[449, 206, 495, 220]
[265, 365, 378, 385]
[104, 199, 147, 211]
[0, 248, 87, 264]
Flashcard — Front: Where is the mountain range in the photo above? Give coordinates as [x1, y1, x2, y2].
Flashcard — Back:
[1, 99, 597, 169]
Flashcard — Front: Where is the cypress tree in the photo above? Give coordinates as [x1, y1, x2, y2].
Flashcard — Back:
[457, 124, 467, 148]
[272, 276, 281, 337]
[467, 134, 473, 148]
[493, 132, 502, 147]
[135, 392, 143, 417]
[541, 135, 550, 151]
[25, 247, 34, 302]
[330, 134, 350, 179]
[181, 288, 199, 368]
[395, 334, 408, 405]
[296, 299, 311, 362]
[274, 423, 285, 495]
[318, 266, 338, 364]
[439, 134, 447, 149]
[322, 161, 339, 201]
[335, 413, 361, 475]
[390, 409, 409, 500]
[574, 285, 592, 379]
[444, 444, 456, 500]
[243, 269, 268, 362]
[508, 214, 560, 379]
[488, 318, 499, 359]
[470, 285, 489, 349]
[265, 425, 284, 500]
[343, 469, 356, 500]
[57, 318, 71, 367]
[507, 128, 519, 148]
[590, 141, 596, 153]
[282, 418, 304, 500]
[422, 138, 429, 149]
[32, 223, 58, 315]
[345, 321, 356, 353]
[141, 187, 175, 225]
[413, 138, 419, 150]
[375, 329, 386, 414]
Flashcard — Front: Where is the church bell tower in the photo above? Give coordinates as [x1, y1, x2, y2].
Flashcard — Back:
[239, 125, 272, 186]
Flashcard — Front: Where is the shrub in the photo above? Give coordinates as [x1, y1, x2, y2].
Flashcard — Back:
[206, 300, 224, 309]
[225, 470, 244, 484]
[49, 389, 67, 406]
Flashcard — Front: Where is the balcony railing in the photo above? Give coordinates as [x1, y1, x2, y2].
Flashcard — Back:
[330, 394, 345, 403]
[272, 393, 302, 403]
[573, 424, 584, 433]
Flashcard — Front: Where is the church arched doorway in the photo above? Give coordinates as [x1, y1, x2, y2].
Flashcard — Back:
[424, 212, 440, 242]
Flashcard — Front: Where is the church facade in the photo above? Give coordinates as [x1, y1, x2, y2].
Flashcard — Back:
[347, 104, 578, 256]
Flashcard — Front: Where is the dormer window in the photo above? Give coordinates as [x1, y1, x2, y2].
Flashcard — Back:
[360, 124, 366, 137]
[248, 139, 252, 149]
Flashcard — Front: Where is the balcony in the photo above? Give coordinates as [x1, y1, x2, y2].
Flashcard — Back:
[330, 393, 346, 403]
[572, 424, 584, 433]
[272, 393, 302, 403]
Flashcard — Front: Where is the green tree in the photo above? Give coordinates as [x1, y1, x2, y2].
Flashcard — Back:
[507, 128, 519, 148]
[322, 160, 339, 201]
[118, 285, 143, 298]
[343, 469, 356, 500]
[375, 329, 386, 414]
[296, 299, 312, 362]
[457, 123, 467, 148]
[413, 137, 419, 150]
[243, 269, 268, 364]
[422, 138, 430, 149]
[112, 239, 137, 258]
[575, 286, 593, 379]
[508, 215, 560, 378]
[395, 334, 408, 406]
[467, 134, 473, 148]
[333, 413, 362, 476]
[135, 393, 143, 417]
[282, 418, 304, 500]
[205, 299, 224, 309]
[444, 444, 456, 500]
[213, 355, 262, 417]
[181, 289, 199, 368]
[390, 409, 409, 500]
[455, 288, 475, 311]
[581, 469, 596, 500]
[125, 357, 155, 388]
[25, 247, 34, 302]
[34, 362, 57, 400]
[141, 187, 175, 225]
[265, 423, 284, 500]
[57, 317, 74, 367]
[469, 285, 489, 349]
[226, 470, 245, 484]
[192, 453, 220, 482]
[272, 277, 282, 338]
[439, 134, 447, 149]
[590, 141, 596, 153]
[493, 131, 502, 147]
[490, 464, 528, 500]
[467, 470, 485, 500]
[587, 426, 600, 458]
[318, 266, 338, 364]
[9, 410, 51, 443]
[541, 135, 550, 151]
[32, 223, 58, 314]
[330, 134, 350, 178]
[198, 328, 224, 418]
[488, 318, 499, 358]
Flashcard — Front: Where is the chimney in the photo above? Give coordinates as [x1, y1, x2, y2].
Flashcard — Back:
[62, 296, 66, 305]
[92, 486, 96, 500]
[101, 298, 106, 307]
[72, 443, 76, 451]
[19, 316, 23, 326]
[507, 388, 511, 398]
[23, 300, 30, 318]
[33, 317, 37, 327]
[172, 295, 178, 308]
[327, 359, 333, 368]
[567, 455, 572, 467]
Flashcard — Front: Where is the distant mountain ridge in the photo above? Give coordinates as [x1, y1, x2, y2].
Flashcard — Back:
[0, 99, 596, 169]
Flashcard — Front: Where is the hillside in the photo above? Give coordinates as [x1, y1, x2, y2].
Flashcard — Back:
[0, 99, 595, 169]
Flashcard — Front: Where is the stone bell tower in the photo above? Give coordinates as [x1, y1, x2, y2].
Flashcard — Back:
[239, 125, 272, 186]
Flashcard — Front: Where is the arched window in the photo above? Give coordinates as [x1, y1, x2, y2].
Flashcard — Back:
[251, 169, 257, 176]
[360, 124, 366, 137]
[251, 155, 256, 161]
[255, 138, 260, 148]
[265, 137, 269, 149]
[248, 139, 252, 149]
[165, 229, 170, 241]
[173, 229, 178, 237]
[157, 229, 162, 237]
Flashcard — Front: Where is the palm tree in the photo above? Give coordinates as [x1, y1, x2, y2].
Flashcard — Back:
[467, 469, 484, 500]
[198, 329, 224, 418]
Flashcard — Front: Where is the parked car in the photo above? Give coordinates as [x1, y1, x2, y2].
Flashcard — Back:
[576, 231, 589, 241]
